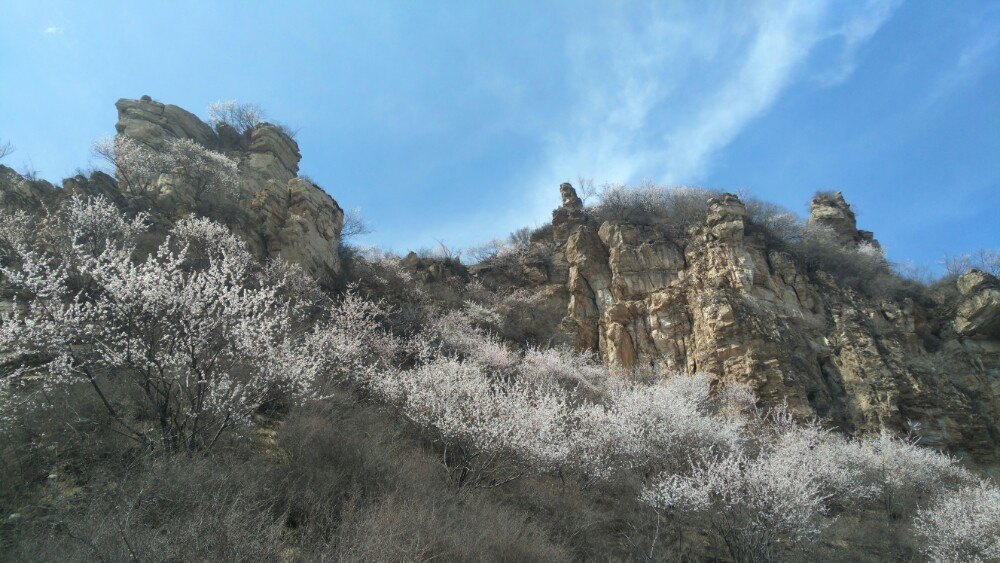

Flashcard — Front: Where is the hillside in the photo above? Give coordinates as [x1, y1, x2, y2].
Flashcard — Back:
[1, 97, 998, 561]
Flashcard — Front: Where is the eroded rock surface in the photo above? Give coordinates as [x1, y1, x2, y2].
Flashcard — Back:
[547, 184, 999, 466]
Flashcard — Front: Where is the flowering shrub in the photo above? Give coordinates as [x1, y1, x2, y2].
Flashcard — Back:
[371, 356, 573, 487]
[423, 311, 520, 375]
[0, 199, 323, 450]
[914, 480, 1000, 562]
[573, 375, 745, 477]
[518, 345, 606, 396]
[93, 135, 239, 198]
[643, 451, 831, 561]
[840, 431, 973, 516]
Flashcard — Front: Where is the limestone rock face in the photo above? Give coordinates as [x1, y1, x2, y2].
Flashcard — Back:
[548, 185, 999, 466]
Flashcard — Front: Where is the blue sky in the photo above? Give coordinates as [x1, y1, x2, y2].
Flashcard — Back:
[1, 1, 997, 271]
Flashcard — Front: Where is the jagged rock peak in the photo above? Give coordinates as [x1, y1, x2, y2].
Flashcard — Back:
[541, 183, 998, 464]
[559, 182, 584, 209]
[552, 182, 590, 244]
[808, 190, 880, 248]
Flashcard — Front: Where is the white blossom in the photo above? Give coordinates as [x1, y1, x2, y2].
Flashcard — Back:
[914, 480, 1000, 562]
[93, 135, 240, 198]
[0, 205, 323, 450]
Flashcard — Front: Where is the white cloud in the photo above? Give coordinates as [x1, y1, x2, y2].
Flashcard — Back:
[524, 0, 900, 206]
[43, 26, 64, 35]
[431, 0, 900, 249]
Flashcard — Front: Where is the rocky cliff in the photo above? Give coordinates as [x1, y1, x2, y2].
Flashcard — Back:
[1, 96, 344, 284]
[530, 183, 999, 466]
[3, 98, 996, 469]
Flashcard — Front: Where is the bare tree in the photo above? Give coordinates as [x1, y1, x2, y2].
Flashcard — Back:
[942, 249, 1000, 277]
[0, 140, 13, 161]
[341, 207, 373, 244]
[576, 176, 597, 203]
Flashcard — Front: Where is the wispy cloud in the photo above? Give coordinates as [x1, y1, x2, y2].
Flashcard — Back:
[923, 26, 1000, 107]
[433, 0, 900, 248]
[43, 26, 64, 35]
[525, 0, 900, 208]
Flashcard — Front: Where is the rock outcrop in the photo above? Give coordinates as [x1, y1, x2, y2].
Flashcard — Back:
[543, 184, 999, 467]
[954, 270, 1000, 340]
[1, 97, 345, 285]
[808, 190, 880, 249]
[116, 96, 219, 149]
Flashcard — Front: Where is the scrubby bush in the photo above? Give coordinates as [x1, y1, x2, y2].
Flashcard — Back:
[589, 182, 719, 237]
[335, 491, 571, 561]
[466, 226, 538, 273]
[0, 139, 13, 161]
[340, 206, 373, 244]
[743, 196, 805, 245]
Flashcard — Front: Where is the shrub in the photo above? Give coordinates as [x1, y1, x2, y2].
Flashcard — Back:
[743, 196, 805, 245]
[914, 480, 1000, 562]
[841, 431, 973, 517]
[371, 356, 573, 487]
[92, 136, 240, 199]
[206, 100, 263, 134]
[573, 374, 745, 477]
[2, 453, 292, 562]
[589, 182, 719, 237]
[335, 491, 571, 561]
[340, 207, 373, 244]
[644, 451, 830, 561]
[0, 199, 326, 450]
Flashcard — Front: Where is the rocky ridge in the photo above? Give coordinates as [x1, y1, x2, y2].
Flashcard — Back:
[527, 183, 999, 466]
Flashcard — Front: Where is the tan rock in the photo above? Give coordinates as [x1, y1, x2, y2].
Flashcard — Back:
[545, 185, 999, 464]
[954, 270, 1000, 339]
